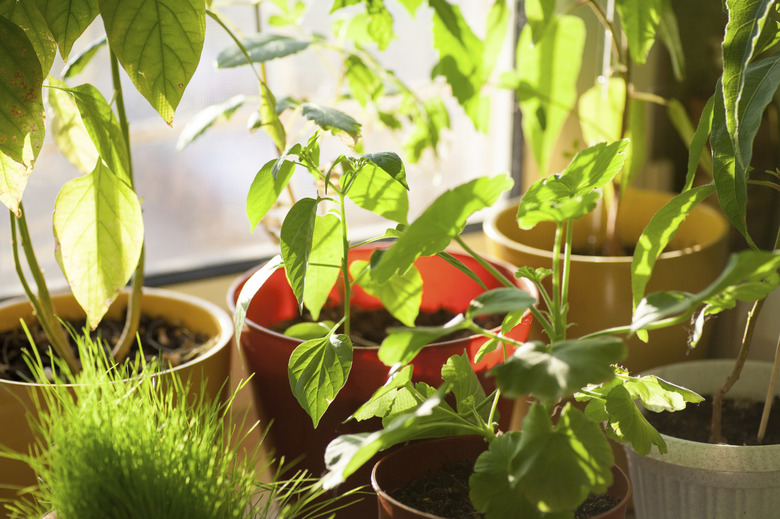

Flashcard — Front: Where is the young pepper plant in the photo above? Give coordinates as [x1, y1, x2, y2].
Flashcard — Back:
[233, 130, 513, 428]
[321, 140, 702, 519]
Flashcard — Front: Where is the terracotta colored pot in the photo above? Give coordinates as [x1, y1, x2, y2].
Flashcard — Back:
[228, 249, 535, 518]
[484, 188, 730, 373]
[372, 435, 631, 519]
[0, 289, 233, 518]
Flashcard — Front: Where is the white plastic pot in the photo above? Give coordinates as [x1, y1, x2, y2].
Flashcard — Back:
[624, 359, 780, 519]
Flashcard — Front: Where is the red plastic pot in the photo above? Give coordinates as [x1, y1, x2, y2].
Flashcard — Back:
[228, 249, 534, 517]
[372, 436, 631, 519]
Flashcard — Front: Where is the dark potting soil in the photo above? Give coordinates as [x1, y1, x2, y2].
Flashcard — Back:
[390, 459, 620, 519]
[273, 305, 504, 346]
[645, 395, 780, 445]
[0, 313, 210, 383]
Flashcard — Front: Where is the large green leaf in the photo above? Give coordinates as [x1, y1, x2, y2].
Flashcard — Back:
[616, 0, 662, 65]
[371, 174, 513, 283]
[602, 384, 666, 456]
[288, 333, 353, 428]
[514, 15, 585, 176]
[301, 103, 361, 142]
[344, 54, 383, 108]
[99, 0, 206, 124]
[0, 0, 56, 75]
[303, 213, 343, 320]
[346, 161, 409, 224]
[441, 353, 488, 418]
[48, 78, 99, 175]
[490, 338, 626, 402]
[280, 197, 318, 308]
[350, 260, 421, 327]
[516, 140, 628, 229]
[0, 16, 44, 215]
[216, 33, 311, 68]
[378, 315, 469, 366]
[67, 84, 131, 184]
[35, 0, 98, 61]
[578, 77, 625, 146]
[246, 158, 296, 231]
[523, 0, 555, 42]
[53, 162, 143, 326]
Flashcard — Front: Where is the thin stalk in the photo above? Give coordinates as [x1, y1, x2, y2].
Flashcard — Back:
[11, 207, 79, 373]
[559, 221, 574, 335]
[551, 224, 565, 341]
[454, 235, 515, 288]
[338, 191, 352, 338]
[486, 389, 502, 432]
[109, 49, 143, 363]
[758, 332, 780, 443]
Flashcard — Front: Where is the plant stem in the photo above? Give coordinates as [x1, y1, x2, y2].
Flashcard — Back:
[758, 333, 780, 443]
[338, 191, 352, 338]
[11, 206, 79, 373]
[454, 235, 515, 288]
[551, 224, 565, 341]
[109, 49, 143, 363]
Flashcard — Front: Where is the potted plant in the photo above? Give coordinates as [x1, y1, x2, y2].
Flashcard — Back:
[320, 140, 707, 519]
[0, 1, 232, 506]
[618, 1, 780, 516]
[1, 331, 355, 519]
[484, 0, 731, 373]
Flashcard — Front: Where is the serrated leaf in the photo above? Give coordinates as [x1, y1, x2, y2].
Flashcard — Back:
[246, 158, 296, 231]
[280, 197, 318, 309]
[176, 95, 245, 150]
[372, 175, 513, 283]
[53, 162, 143, 326]
[234, 255, 284, 348]
[216, 33, 311, 68]
[48, 78, 99, 175]
[345, 53, 383, 107]
[466, 287, 535, 320]
[0, 0, 56, 76]
[442, 353, 488, 418]
[604, 384, 666, 455]
[378, 314, 468, 366]
[36, 0, 98, 61]
[303, 213, 343, 320]
[62, 36, 106, 78]
[491, 338, 626, 402]
[301, 103, 361, 142]
[347, 161, 409, 224]
[617, 0, 662, 65]
[288, 333, 353, 427]
[350, 364, 414, 422]
[350, 259, 421, 327]
[99, 0, 206, 124]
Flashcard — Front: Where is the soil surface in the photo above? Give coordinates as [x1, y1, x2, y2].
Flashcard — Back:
[389, 459, 620, 519]
[0, 313, 210, 383]
[645, 395, 780, 445]
[273, 305, 504, 346]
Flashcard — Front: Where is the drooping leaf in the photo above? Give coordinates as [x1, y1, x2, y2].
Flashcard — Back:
[99, 0, 206, 124]
[288, 333, 353, 427]
[350, 260, 421, 328]
[436, 251, 488, 291]
[681, 95, 714, 191]
[616, 0, 662, 65]
[62, 36, 106, 78]
[602, 384, 666, 456]
[466, 288, 536, 320]
[233, 255, 284, 348]
[303, 213, 343, 320]
[176, 95, 245, 150]
[378, 315, 469, 366]
[48, 78, 99, 175]
[216, 33, 311, 68]
[362, 151, 408, 189]
[0, 16, 44, 215]
[0, 0, 56, 75]
[350, 364, 414, 422]
[280, 197, 318, 309]
[301, 103, 361, 143]
[346, 161, 409, 224]
[53, 162, 143, 326]
[36, 0, 98, 61]
[656, 0, 686, 81]
[371, 175, 513, 283]
[246, 158, 296, 231]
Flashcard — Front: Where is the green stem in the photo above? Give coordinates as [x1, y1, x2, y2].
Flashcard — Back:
[551, 224, 565, 341]
[109, 50, 144, 363]
[454, 235, 514, 288]
[559, 221, 573, 333]
[338, 191, 352, 338]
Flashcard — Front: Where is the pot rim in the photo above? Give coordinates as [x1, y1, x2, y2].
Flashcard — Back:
[226, 248, 538, 351]
[483, 191, 729, 264]
[0, 287, 234, 389]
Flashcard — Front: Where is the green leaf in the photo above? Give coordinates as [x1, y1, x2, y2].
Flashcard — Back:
[259, 80, 286, 151]
[372, 174, 513, 283]
[301, 103, 361, 142]
[36, 0, 98, 61]
[656, 0, 686, 81]
[284, 321, 334, 341]
[0, 0, 56, 75]
[516, 140, 629, 228]
[631, 184, 716, 308]
[436, 251, 488, 291]
[0, 16, 44, 215]
[441, 353, 488, 419]
[53, 162, 143, 326]
[616, 0, 662, 65]
[362, 151, 408, 189]
[233, 255, 284, 348]
[99, 0, 206, 124]
[62, 36, 106, 79]
[515, 15, 585, 176]
[347, 161, 409, 224]
[466, 288, 535, 320]
[491, 337, 626, 402]
[681, 95, 714, 191]
[350, 364, 414, 422]
[216, 33, 311, 68]
[345, 54, 383, 107]
[280, 197, 318, 309]
[378, 315, 469, 366]
[288, 333, 353, 428]
[176, 95, 245, 150]
[48, 78, 99, 175]
[603, 384, 666, 456]
[68, 84, 131, 185]
[303, 213, 343, 320]
[246, 158, 296, 231]
[524, 0, 555, 42]
[350, 260, 421, 327]
[578, 77, 625, 146]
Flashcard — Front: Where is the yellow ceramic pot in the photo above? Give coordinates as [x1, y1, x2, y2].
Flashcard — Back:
[0, 288, 233, 517]
[483, 189, 730, 373]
